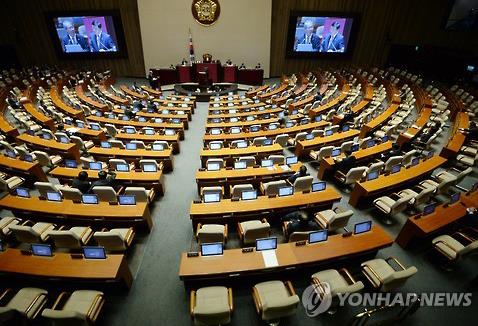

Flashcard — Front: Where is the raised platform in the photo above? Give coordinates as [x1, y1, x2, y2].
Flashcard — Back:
[173, 83, 238, 102]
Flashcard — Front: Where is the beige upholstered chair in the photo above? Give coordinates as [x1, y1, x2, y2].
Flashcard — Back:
[373, 194, 414, 216]
[139, 159, 162, 171]
[288, 231, 313, 243]
[314, 146, 334, 160]
[105, 123, 117, 137]
[292, 176, 313, 192]
[288, 132, 307, 146]
[93, 228, 135, 251]
[268, 155, 285, 165]
[230, 184, 254, 200]
[47, 227, 93, 249]
[9, 221, 55, 243]
[57, 186, 82, 201]
[0, 217, 20, 237]
[420, 175, 457, 194]
[237, 156, 256, 167]
[42, 290, 105, 325]
[0, 176, 24, 192]
[361, 257, 417, 292]
[32, 151, 62, 168]
[398, 187, 435, 208]
[196, 224, 228, 244]
[34, 182, 61, 198]
[237, 219, 271, 245]
[261, 180, 288, 196]
[383, 156, 403, 172]
[109, 140, 125, 149]
[315, 207, 354, 232]
[0, 287, 48, 322]
[366, 162, 384, 175]
[201, 186, 223, 201]
[190, 287, 233, 326]
[336, 166, 368, 185]
[109, 159, 130, 171]
[92, 186, 118, 203]
[274, 134, 289, 147]
[70, 135, 94, 152]
[253, 136, 267, 146]
[206, 158, 225, 169]
[433, 230, 478, 262]
[252, 281, 299, 323]
[124, 187, 155, 203]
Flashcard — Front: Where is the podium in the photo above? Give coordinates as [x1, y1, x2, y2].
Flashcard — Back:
[194, 63, 220, 83]
[223, 65, 238, 83]
[238, 69, 264, 86]
[150, 68, 178, 85]
[177, 65, 192, 83]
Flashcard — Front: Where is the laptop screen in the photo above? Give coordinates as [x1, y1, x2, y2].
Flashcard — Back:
[83, 246, 106, 259]
[391, 164, 401, 174]
[286, 156, 298, 165]
[211, 128, 221, 135]
[325, 130, 333, 136]
[165, 129, 175, 136]
[234, 161, 247, 169]
[116, 164, 129, 172]
[209, 143, 221, 150]
[143, 164, 157, 172]
[46, 192, 62, 202]
[201, 242, 223, 256]
[236, 141, 248, 149]
[306, 134, 314, 140]
[31, 244, 53, 257]
[65, 159, 77, 168]
[230, 127, 241, 134]
[241, 190, 257, 200]
[16, 187, 30, 198]
[89, 162, 102, 170]
[309, 230, 328, 244]
[207, 163, 220, 171]
[312, 182, 326, 192]
[100, 141, 111, 148]
[144, 129, 155, 135]
[367, 171, 379, 181]
[331, 148, 341, 157]
[152, 144, 164, 151]
[354, 221, 372, 235]
[204, 193, 220, 203]
[82, 194, 98, 204]
[261, 159, 273, 167]
[126, 143, 137, 150]
[278, 186, 294, 197]
[423, 203, 436, 215]
[256, 237, 277, 251]
[450, 192, 460, 204]
[118, 195, 136, 205]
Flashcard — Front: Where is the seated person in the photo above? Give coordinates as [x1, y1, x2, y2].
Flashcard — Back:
[464, 122, 478, 142]
[338, 111, 355, 130]
[288, 165, 309, 184]
[255, 63, 261, 69]
[89, 170, 117, 192]
[72, 171, 91, 194]
[335, 150, 356, 171]
[239, 63, 246, 70]
[314, 93, 323, 103]
[380, 143, 401, 161]
[282, 210, 320, 235]
[181, 58, 188, 65]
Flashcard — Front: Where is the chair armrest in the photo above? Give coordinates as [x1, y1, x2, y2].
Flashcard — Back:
[86, 293, 104, 323]
[385, 256, 406, 271]
[314, 213, 328, 229]
[21, 220, 34, 226]
[189, 290, 196, 317]
[362, 264, 384, 289]
[339, 268, 358, 285]
[0, 288, 13, 305]
[434, 240, 458, 259]
[282, 221, 289, 238]
[453, 231, 474, 244]
[51, 292, 70, 310]
[115, 186, 124, 196]
[228, 288, 233, 313]
[124, 228, 135, 246]
[252, 286, 262, 314]
[195, 223, 202, 240]
[285, 281, 296, 296]
[224, 224, 228, 242]
[25, 292, 48, 319]
[81, 227, 94, 245]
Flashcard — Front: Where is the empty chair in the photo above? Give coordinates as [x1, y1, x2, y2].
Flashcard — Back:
[41, 128, 56, 140]
[292, 176, 313, 192]
[42, 290, 105, 325]
[230, 184, 254, 199]
[336, 166, 368, 185]
[0, 175, 25, 192]
[109, 140, 125, 149]
[288, 132, 307, 146]
[237, 219, 271, 245]
[139, 159, 162, 171]
[398, 186, 435, 208]
[456, 153, 476, 167]
[57, 186, 82, 201]
[131, 140, 147, 149]
[196, 223, 227, 244]
[70, 135, 94, 152]
[34, 181, 61, 198]
[109, 158, 130, 171]
[274, 134, 289, 147]
[206, 158, 225, 169]
[141, 127, 155, 135]
[190, 286, 233, 326]
[32, 150, 62, 168]
[366, 162, 384, 175]
[262, 180, 288, 196]
[105, 123, 117, 137]
[252, 280, 299, 324]
[420, 175, 457, 194]
[361, 257, 417, 292]
[237, 156, 256, 167]
[47, 227, 93, 249]
[315, 207, 354, 232]
[201, 186, 223, 200]
[288, 231, 313, 242]
[14, 146, 36, 160]
[0, 216, 20, 237]
[124, 187, 155, 203]
[0, 287, 48, 323]
[92, 186, 119, 203]
[268, 155, 284, 165]
[435, 167, 472, 186]
[313, 146, 334, 160]
[340, 141, 355, 153]
[432, 231, 478, 262]
[402, 150, 417, 167]
[253, 136, 267, 146]
[208, 141, 223, 149]
[9, 221, 55, 243]
[93, 228, 135, 251]
[0, 141, 18, 154]
[383, 156, 403, 172]
[373, 194, 414, 216]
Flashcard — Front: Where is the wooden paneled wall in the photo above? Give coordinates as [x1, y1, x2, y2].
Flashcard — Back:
[0, 0, 145, 77]
[270, 0, 478, 76]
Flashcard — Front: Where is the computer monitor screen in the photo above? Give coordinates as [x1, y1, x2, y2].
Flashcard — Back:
[116, 163, 129, 172]
[286, 156, 298, 165]
[279, 186, 294, 197]
[16, 187, 30, 198]
[391, 164, 401, 174]
[241, 190, 257, 200]
[312, 181, 326, 192]
[5, 150, 16, 158]
[154, 118, 163, 123]
[256, 237, 277, 251]
[207, 163, 220, 171]
[230, 127, 241, 134]
[143, 164, 157, 172]
[382, 136, 389, 142]
[42, 133, 52, 140]
[64, 159, 77, 168]
[201, 242, 223, 256]
[234, 161, 247, 169]
[354, 221, 372, 235]
[108, 114, 115, 119]
[77, 121, 85, 128]
[450, 192, 460, 204]
[211, 128, 221, 135]
[325, 130, 333, 136]
[125, 143, 137, 150]
[118, 195, 136, 205]
[82, 194, 98, 204]
[165, 129, 175, 136]
[89, 162, 102, 170]
[423, 203, 436, 215]
[82, 246, 106, 259]
[22, 154, 33, 162]
[125, 128, 135, 134]
[367, 171, 379, 181]
[411, 157, 419, 166]
[263, 139, 273, 146]
[367, 139, 375, 148]
[152, 144, 164, 151]
[138, 117, 146, 122]
[122, 116, 129, 121]
[291, 109, 298, 115]
[100, 141, 111, 148]
[204, 193, 220, 203]
[236, 141, 248, 149]
[59, 136, 69, 143]
[46, 191, 62, 202]
[91, 124, 100, 130]
[342, 125, 350, 131]
[331, 148, 341, 157]
[230, 118, 238, 123]
[315, 115, 322, 122]
[209, 143, 221, 150]
[269, 124, 278, 130]
[306, 133, 314, 140]
[351, 144, 359, 152]
[309, 230, 328, 244]
[31, 244, 53, 257]
[261, 159, 273, 167]
[144, 129, 155, 135]
[472, 182, 478, 192]
[96, 111, 102, 117]
[427, 150, 434, 159]
[285, 122, 294, 128]
[250, 126, 260, 132]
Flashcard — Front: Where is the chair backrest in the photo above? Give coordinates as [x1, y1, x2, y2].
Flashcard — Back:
[382, 266, 418, 292]
[390, 195, 413, 215]
[238, 156, 256, 167]
[231, 184, 254, 199]
[48, 230, 82, 249]
[94, 230, 128, 251]
[253, 137, 267, 146]
[9, 225, 41, 243]
[366, 162, 384, 174]
[70, 136, 85, 149]
[32, 151, 52, 167]
[263, 180, 288, 196]
[124, 187, 149, 202]
[92, 186, 117, 202]
[341, 141, 354, 152]
[109, 140, 125, 149]
[197, 225, 225, 244]
[402, 150, 417, 167]
[202, 186, 223, 199]
[243, 221, 270, 245]
[328, 210, 354, 231]
[274, 134, 289, 147]
[34, 182, 58, 197]
[57, 186, 82, 201]
[459, 240, 478, 257]
[268, 155, 284, 165]
[456, 167, 473, 184]
[437, 175, 457, 193]
[105, 124, 117, 136]
[345, 167, 367, 185]
[293, 176, 313, 192]
[384, 156, 403, 172]
[295, 132, 307, 141]
[317, 146, 334, 160]
[139, 159, 159, 170]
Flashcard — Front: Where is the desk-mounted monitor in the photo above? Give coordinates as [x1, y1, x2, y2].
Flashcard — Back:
[32, 244, 53, 257]
[83, 246, 106, 259]
[354, 221, 372, 235]
[201, 242, 223, 256]
[256, 237, 278, 251]
[309, 230, 328, 244]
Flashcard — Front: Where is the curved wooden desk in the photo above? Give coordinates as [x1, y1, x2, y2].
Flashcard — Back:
[141, 85, 162, 96]
[359, 103, 399, 139]
[199, 144, 283, 167]
[441, 112, 469, 159]
[114, 132, 180, 154]
[50, 87, 85, 119]
[16, 133, 81, 162]
[0, 155, 48, 182]
[295, 129, 360, 158]
[120, 85, 147, 100]
[397, 108, 432, 146]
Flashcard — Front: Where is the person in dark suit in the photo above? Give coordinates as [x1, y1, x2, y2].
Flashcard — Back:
[72, 171, 91, 194]
[90, 170, 117, 192]
[288, 165, 309, 184]
[336, 150, 356, 172]
[338, 111, 355, 130]
[89, 20, 116, 52]
[282, 210, 320, 236]
[296, 20, 321, 51]
[62, 21, 89, 52]
[381, 143, 401, 161]
[464, 122, 478, 142]
[321, 21, 345, 52]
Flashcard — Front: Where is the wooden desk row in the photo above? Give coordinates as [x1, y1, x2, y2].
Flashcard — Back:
[246, 85, 268, 97]
[50, 87, 85, 119]
[141, 85, 162, 97]
[99, 85, 129, 105]
[0, 195, 153, 231]
[22, 101, 56, 131]
[120, 85, 147, 100]
[396, 108, 432, 146]
[208, 107, 282, 119]
[114, 132, 180, 154]
[199, 143, 283, 168]
[309, 84, 351, 118]
[440, 112, 470, 159]
[208, 102, 263, 112]
[75, 85, 108, 111]
[295, 129, 361, 158]
[0, 155, 48, 182]
[359, 103, 400, 139]
[205, 117, 278, 130]
[16, 133, 81, 162]
[179, 225, 392, 284]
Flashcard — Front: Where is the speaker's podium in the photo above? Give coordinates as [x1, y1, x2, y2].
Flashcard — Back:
[177, 64, 192, 83]
[223, 65, 238, 83]
[194, 63, 220, 83]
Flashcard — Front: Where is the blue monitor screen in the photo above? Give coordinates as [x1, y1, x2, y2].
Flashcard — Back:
[423, 203, 435, 215]
[263, 139, 273, 146]
[342, 125, 350, 131]
[144, 129, 155, 135]
[125, 143, 137, 150]
[382, 136, 389, 142]
[143, 164, 157, 172]
[83, 246, 106, 259]
[411, 157, 419, 166]
[450, 192, 460, 204]
[331, 148, 341, 157]
[42, 133, 52, 140]
[118, 195, 136, 205]
[391, 164, 401, 174]
[211, 128, 221, 135]
[261, 159, 273, 167]
[230, 127, 241, 134]
[201, 242, 223, 256]
[236, 141, 248, 149]
[89, 162, 102, 170]
[209, 143, 221, 150]
[309, 230, 328, 244]
[256, 237, 277, 251]
[5, 150, 16, 158]
[285, 122, 294, 128]
[312, 182, 326, 192]
[351, 144, 359, 152]
[207, 163, 220, 171]
[234, 161, 247, 169]
[82, 194, 98, 204]
[125, 128, 135, 134]
[315, 116, 322, 122]
[278, 186, 294, 197]
[16, 187, 30, 198]
[22, 154, 33, 162]
[100, 141, 111, 148]
[325, 130, 333, 136]
[250, 126, 260, 132]
[269, 124, 278, 130]
[31, 244, 53, 257]
[367, 140, 375, 148]
[91, 124, 100, 131]
[241, 190, 257, 200]
[65, 159, 77, 168]
[367, 171, 379, 181]
[59, 137, 69, 144]
[47, 192, 62, 202]
[152, 144, 165, 151]
[116, 164, 129, 172]
[286, 156, 298, 165]
[306, 134, 314, 140]
[354, 221, 372, 234]
[165, 129, 175, 136]
[204, 193, 220, 203]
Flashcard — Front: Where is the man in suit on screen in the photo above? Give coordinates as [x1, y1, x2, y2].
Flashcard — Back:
[62, 21, 89, 52]
[296, 20, 321, 51]
[89, 20, 116, 52]
[321, 21, 345, 52]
